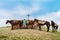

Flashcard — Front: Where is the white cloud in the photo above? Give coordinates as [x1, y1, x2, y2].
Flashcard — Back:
[37, 11, 60, 21]
[0, 3, 40, 19]
[0, 9, 12, 19]
[12, 4, 40, 15]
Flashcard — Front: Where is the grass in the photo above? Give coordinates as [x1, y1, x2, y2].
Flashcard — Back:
[0, 26, 60, 40]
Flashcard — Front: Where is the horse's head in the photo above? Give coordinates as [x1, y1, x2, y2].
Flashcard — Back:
[6, 20, 10, 24]
[34, 19, 39, 22]
[51, 20, 55, 25]
[51, 20, 55, 23]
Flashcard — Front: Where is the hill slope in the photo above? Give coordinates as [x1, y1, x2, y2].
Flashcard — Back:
[0, 27, 60, 40]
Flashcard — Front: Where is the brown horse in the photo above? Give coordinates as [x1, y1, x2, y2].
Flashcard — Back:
[26, 20, 34, 29]
[6, 20, 22, 30]
[33, 19, 39, 29]
[51, 21, 58, 32]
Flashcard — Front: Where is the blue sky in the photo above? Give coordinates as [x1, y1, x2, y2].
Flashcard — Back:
[0, 0, 60, 29]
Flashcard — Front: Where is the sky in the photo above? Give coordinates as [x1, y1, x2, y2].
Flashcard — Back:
[0, 0, 60, 29]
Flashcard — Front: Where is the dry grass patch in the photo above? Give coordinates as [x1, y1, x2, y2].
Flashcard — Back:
[0, 27, 60, 40]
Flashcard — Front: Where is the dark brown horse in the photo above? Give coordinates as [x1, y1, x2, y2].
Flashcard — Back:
[44, 21, 50, 32]
[51, 21, 58, 32]
[34, 19, 50, 32]
[6, 20, 22, 30]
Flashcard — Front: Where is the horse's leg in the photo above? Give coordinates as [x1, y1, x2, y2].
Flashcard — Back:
[55, 26, 58, 32]
[26, 24, 28, 29]
[11, 25, 13, 30]
[47, 27, 49, 32]
[20, 24, 22, 29]
[52, 27, 55, 32]
[47, 25, 50, 32]
[26, 25, 28, 29]
[39, 25, 42, 31]
[55, 26, 57, 32]
[31, 25, 33, 29]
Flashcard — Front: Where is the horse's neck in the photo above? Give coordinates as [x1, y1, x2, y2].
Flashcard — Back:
[7, 21, 12, 25]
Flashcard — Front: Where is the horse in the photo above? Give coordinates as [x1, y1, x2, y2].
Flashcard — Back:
[6, 20, 22, 30]
[26, 19, 40, 29]
[51, 21, 58, 32]
[44, 21, 50, 32]
[33, 19, 39, 29]
[34, 19, 50, 32]
[26, 20, 34, 29]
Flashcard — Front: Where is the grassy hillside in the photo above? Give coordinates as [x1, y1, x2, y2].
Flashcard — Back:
[0, 27, 60, 40]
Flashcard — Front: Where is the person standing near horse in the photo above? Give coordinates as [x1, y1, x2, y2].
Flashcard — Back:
[23, 19, 27, 28]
